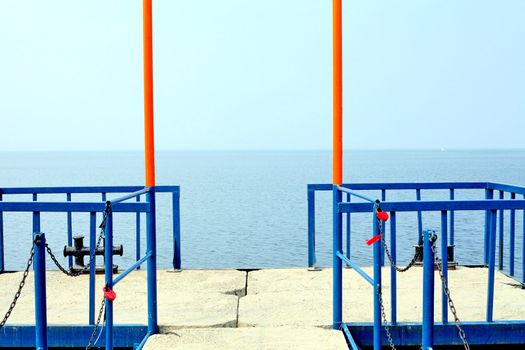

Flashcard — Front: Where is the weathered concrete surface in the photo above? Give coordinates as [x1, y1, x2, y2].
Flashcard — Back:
[0, 269, 245, 327]
[1, 266, 523, 348]
[143, 327, 347, 350]
[239, 267, 525, 327]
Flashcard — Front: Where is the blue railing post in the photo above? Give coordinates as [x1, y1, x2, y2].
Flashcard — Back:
[487, 209, 497, 322]
[510, 193, 516, 276]
[390, 211, 397, 324]
[380, 190, 386, 267]
[484, 188, 494, 265]
[345, 192, 351, 262]
[33, 232, 48, 350]
[173, 189, 181, 270]
[422, 229, 435, 350]
[332, 186, 343, 329]
[0, 193, 4, 272]
[67, 193, 73, 269]
[523, 194, 525, 284]
[89, 212, 96, 325]
[105, 210, 114, 350]
[307, 187, 316, 268]
[146, 188, 158, 334]
[449, 189, 455, 246]
[373, 203, 382, 350]
[498, 191, 504, 270]
[136, 195, 141, 268]
[416, 189, 423, 243]
[441, 211, 448, 323]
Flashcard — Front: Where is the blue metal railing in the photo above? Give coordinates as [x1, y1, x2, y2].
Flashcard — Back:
[308, 182, 525, 280]
[327, 182, 525, 349]
[0, 185, 181, 271]
[0, 185, 181, 350]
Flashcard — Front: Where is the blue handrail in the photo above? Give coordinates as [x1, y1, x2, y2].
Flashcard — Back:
[0, 185, 180, 350]
[327, 182, 525, 349]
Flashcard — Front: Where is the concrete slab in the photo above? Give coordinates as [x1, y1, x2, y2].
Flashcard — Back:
[143, 327, 348, 350]
[239, 267, 525, 327]
[0, 269, 245, 327]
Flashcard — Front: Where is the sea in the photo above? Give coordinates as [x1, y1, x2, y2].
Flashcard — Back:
[1, 150, 524, 280]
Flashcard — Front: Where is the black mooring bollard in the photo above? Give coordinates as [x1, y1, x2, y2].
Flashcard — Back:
[63, 234, 123, 273]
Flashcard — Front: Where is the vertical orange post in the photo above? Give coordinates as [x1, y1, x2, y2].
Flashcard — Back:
[332, 0, 343, 185]
[143, 0, 156, 187]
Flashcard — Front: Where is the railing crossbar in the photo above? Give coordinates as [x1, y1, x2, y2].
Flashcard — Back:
[113, 252, 152, 286]
[337, 186, 376, 203]
[337, 252, 374, 286]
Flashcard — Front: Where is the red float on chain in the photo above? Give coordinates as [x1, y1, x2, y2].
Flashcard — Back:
[103, 285, 117, 302]
[366, 234, 381, 246]
[376, 209, 389, 221]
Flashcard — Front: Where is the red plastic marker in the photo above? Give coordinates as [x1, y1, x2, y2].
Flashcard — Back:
[376, 210, 389, 221]
[366, 234, 381, 246]
[103, 286, 117, 302]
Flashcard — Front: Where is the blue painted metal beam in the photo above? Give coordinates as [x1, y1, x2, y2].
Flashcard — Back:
[342, 323, 361, 350]
[0, 193, 4, 271]
[33, 233, 48, 350]
[307, 187, 316, 268]
[0, 202, 150, 213]
[498, 191, 504, 270]
[113, 253, 151, 286]
[146, 189, 158, 335]
[0, 185, 179, 195]
[487, 209, 497, 322]
[66, 193, 73, 269]
[372, 210, 382, 350]
[172, 189, 181, 270]
[422, 230, 435, 349]
[336, 252, 373, 285]
[336, 186, 376, 203]
[89, 212, 96, 325]
[339, 199, 525, 213]
[0, 325, 148, 347]
[390, 211, 397, 324]
[109, 188, 150, 204]
[104, 212, 114, 350]
[440, 211, 448, 324]
[308, 182, 488, 191]
[487, 182, 525, 196]
[333, 187, 343, 330]
[510, 192, 516, 276]
[344, 321, 525, 347]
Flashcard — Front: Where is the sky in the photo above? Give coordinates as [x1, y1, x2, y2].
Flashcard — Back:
[0, 0, 524, 151]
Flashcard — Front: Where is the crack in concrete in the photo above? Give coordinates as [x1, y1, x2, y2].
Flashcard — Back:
[234, 271, 249, 327]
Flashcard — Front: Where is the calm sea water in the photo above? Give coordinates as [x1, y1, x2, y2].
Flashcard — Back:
[1, 150, 525, 278]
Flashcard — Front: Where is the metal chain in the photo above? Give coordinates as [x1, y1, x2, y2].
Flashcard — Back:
[46, 203, 110, 277]
[431, 239, 470, 350]
[377, 286, 396, 350]
[85, 297, 106, 350]
[378, 217, 421, 273]
[0, 239, 36, 328]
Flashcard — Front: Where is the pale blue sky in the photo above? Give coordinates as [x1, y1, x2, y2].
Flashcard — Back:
[0, 1, 524, 151]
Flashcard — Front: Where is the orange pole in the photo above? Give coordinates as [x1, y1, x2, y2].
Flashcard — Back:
[143, 0, 156, 187]
[332, 0, 343, 185]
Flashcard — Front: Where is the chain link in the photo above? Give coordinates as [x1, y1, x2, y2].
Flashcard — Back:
[378, 216, 420, 273]
[377, 286, 396, 350]
[46, 203, 110, 277]
[0, 239, 36, 328]
[85, 297, 106, 350]
[431, 237, 470, 350]
[375, 203, 468, 350]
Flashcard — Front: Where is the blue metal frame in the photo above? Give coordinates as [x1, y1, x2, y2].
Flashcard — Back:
[0, 185, 180, 349]
[0, 185, 181, 272]
[323, 182, 525, 349]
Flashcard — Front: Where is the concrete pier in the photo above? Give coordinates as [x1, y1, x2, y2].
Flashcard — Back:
[0, 267, 523, 349]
